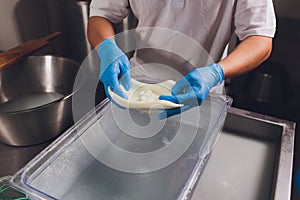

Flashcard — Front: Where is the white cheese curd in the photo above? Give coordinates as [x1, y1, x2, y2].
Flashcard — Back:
[108, 79, 183, 110]
[131, 88, 159, 103]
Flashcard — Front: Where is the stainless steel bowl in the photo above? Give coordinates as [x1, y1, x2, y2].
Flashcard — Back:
[0, 56, 85, 146]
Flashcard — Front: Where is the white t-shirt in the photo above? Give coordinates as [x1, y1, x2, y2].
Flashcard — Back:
[90, 0, 276, 93]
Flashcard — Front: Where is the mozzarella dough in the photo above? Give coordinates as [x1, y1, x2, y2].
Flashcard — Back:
[132, 89, 159, 102]
[108, 79, 183, 110]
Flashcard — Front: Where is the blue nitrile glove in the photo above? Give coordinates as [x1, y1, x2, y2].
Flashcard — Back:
[295, 167, 300, 195]
[158, 63, 224, 119]
[98, 38, 131, 99]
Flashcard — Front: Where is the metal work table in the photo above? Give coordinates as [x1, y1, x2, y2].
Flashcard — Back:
[0, 107, 295, 200]
[0, 141, 49, 177]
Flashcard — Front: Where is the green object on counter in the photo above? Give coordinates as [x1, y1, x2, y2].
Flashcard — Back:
[0, 176, 30, 200]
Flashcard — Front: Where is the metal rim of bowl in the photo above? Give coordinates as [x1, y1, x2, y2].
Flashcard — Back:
[0, 55, 86, 115]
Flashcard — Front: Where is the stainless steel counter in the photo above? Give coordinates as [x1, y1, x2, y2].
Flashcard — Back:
[0, 107, 296, 200]
[192, 107, 295, 200]
[0, 141, 49, 176]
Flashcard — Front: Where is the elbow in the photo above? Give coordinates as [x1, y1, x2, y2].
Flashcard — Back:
[87, 17, 98, 48]
[265, 43, 272, 60]
[262, 37, 273, 62]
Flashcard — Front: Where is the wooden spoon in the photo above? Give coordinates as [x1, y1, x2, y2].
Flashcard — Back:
[0, 32, 61, 69]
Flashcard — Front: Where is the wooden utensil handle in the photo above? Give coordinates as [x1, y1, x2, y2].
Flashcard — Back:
[41, 32, 61, 41]
[0, 32, 61, 70]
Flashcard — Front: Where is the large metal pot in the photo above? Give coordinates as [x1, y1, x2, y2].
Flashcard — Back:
[0, 56, 84, 146]
[43, 0, 92, 63]
[241, 60, 290, 103]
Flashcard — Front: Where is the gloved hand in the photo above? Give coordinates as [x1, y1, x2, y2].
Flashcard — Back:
[158, 63, 224, 119]
[98, 38, 131, 99]
[295, 167, 300, 195]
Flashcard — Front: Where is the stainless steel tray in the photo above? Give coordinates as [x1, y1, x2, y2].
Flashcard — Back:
[192, 107, 295, 200]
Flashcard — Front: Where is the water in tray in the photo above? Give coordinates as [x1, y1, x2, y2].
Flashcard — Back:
[61, 155, 198, 200]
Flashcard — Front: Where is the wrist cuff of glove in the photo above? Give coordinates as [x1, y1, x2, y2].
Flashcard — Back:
[98, 38, 117, 55]
[208, 63, 225, 85]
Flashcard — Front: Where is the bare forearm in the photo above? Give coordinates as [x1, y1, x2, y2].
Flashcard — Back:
[218, 36, 273, 79]
[87, 16, 115, 48]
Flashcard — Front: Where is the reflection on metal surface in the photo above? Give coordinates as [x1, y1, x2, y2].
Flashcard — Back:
[44, 0, 92, 64]
[192, 107, 295, 200]
[0, 56, 84, 146]
[44, 0, 137, 64]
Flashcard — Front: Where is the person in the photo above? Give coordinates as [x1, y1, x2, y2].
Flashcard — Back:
[87, 0, 276, 119]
